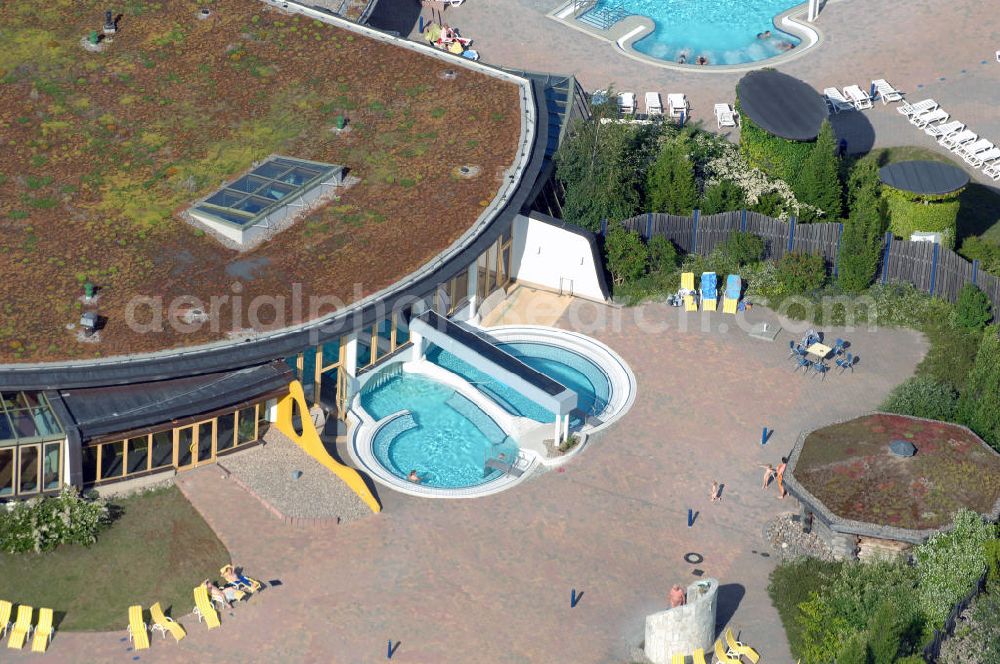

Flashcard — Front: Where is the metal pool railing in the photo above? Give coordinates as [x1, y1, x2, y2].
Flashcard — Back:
[578, 0, 629, 31]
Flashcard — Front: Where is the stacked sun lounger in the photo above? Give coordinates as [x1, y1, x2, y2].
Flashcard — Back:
[700, 272, 718, 311]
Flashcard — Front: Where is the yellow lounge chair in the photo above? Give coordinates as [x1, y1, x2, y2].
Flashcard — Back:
[127, 605, 150, 651]
[0, 599, 12, 640]
[714, 639, 741, 664]
[31, 607, 53, 653]
[725, 628, 760, 663]
[692, 647, 708, 664]
[149, 602, 186, 643]
[672, 654, 685, 664]
[681, 272, 698, 311]
[193, 586, 220, 630]
[7, 605, 32, 650]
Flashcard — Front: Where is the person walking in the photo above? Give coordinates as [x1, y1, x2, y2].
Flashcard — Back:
[775, 457, 788, 499]
[710, 481, 722, 502]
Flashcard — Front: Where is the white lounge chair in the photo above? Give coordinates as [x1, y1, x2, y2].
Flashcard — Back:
[897, 98, 937, 117]
[910, 108, 949, 128]
[645, 92, 663, 116]
[714, 103, 738, 128]
[843, 85, 873, 110]
[984, 162, 1000, 180]
[924, 120, 964, 138]
[872, 79, 903, 104]
[940, 129, 976, 149]
[957, 139, 994, 160]
[667, 93, 688, 119]
[823, 87, 853, 113]
[967, 147, 1000, 168]
[617, 92, 636, 115]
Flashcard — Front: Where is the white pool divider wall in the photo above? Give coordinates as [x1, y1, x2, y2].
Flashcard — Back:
[511, 213, 610, 301]
[410, 311, 577, 442]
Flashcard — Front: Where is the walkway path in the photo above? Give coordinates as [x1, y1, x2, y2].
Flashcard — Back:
[8, 301, 926, 663]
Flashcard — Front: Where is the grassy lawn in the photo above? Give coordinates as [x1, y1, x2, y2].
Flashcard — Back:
[866, 146, 1000, 244]
[0, 485, 230, 631]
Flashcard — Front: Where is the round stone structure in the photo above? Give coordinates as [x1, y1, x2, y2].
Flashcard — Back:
[784, 413, 1000, 560]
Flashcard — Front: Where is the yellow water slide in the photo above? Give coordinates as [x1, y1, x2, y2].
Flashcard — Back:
[274, 381, 381, 514]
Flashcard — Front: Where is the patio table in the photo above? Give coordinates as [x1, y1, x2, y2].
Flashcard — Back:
[806, 342, 832, 359]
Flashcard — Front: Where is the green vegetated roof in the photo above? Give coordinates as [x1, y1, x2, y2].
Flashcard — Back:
[793, 413, 1000, 530]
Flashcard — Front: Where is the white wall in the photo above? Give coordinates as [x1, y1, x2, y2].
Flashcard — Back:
[510, 213, 608, 302]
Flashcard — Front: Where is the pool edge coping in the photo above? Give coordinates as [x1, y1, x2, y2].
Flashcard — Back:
[546, 0, 828, 74]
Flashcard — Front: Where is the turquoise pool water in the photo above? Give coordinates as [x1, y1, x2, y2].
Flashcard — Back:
[362, 372, 518, 489]
[589, 0, 801, 66]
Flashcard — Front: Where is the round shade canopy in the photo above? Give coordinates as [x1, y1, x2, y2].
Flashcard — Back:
[736, 70, 828, 141]
[879, 160, 970, 196]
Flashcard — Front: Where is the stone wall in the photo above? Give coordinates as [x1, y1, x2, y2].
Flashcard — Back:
[644, 578, 718, 664]
[811, 513, 858, 560]
[858, 535, 912, 562]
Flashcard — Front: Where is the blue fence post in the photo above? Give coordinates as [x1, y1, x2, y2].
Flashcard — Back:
[740, 208, 747, 232]
[929, 242, 940, 295]
[601, 218, 607, 238]
[787, 217, 796, 253]
[646, 212, 653, 240]
[833, 222, 844, 277]
[692, 209, 700, 254]
[972, 259, 979, 286]
[880, 233, 893, 284]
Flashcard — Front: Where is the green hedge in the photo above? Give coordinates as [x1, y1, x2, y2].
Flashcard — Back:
[884, 186, 961, 248]
[735, 100, 813, 182]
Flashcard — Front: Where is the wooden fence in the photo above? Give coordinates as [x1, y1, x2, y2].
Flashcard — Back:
[603, 211, 1000, 312]
[922, 569, 989, 662]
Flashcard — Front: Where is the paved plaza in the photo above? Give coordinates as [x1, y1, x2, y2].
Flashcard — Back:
[10, 302, 926, 663]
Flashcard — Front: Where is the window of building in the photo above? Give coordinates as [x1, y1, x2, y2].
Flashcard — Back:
[216, 412, 236, 453]
[100, 441, 124, 480]
[0, 448, 13, 497]
[126, 436, 150, 474]
[237, 406, 257, 445]
[18, 445, 39, 494]
[151, 431, 173, 469]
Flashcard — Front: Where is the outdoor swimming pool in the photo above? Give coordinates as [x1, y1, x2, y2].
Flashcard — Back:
[589, 0, 801, 66]
[362, 372, 520, 489]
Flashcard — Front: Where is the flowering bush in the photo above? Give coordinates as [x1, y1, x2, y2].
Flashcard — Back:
[0, 488, 110, 554]
[704, 141, 817, 220]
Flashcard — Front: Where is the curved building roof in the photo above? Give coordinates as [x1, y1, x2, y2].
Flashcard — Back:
[737, 70, 828, 141]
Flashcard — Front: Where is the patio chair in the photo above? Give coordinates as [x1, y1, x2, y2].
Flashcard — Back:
[0, 600, 11, 639]
[6, 605, 32, 650]
[192, 586, 220, 630]
[30, 608, 53, 653]
[897, 98, 937, 118]
[794, 357, 813, 373]
[725, 628, 760, 663]
[700, 272, 718, 311]
[692, 648, 708, 664]
[812, 362, 830, 380]
[924, 119, 964, 138]
[715, 103, 738, 128]
[836, 352, 855, 374]
[127, 605, 150, 651]
[872, 78, 903, 104]
[617, 92, 636, 115]
[714, 638, 741, 664]
[843, 84, 873, 110]
[910, 108, 949, 128]
[150, 602, 186, 643]
[967, 146, 1000, 168]
[667, 93, 688, 119]
[646, 92, 664, 116]
[940, 129, 977, 150]
[823, 87, 853, 113]
[787, 340, 798, 359]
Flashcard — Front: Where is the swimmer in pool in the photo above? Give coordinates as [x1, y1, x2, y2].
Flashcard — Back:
[408, 469, 422, 483]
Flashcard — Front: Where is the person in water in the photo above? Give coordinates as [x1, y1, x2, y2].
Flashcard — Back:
[696, 55, 709, 66]
[408, 469, 422, 483]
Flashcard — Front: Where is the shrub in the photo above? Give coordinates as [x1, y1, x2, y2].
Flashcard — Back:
[717, 231, 765, 269]
[880, 376, 959, 421]
[647, 235, 678, 275]
[953, 284, 994, 330]
[984, 539, 1000, 586]
[647, 136, 698, 215]
[958, 235, 1000, 276]
[700, 180, 745, 214]
[794, 121, 843, 221]
[767, 557, 843, 660]
[0, 488, 110, 554]
[916, 317, 982, 392]
[913, 509, 994, 628]
[603, 224, 648, 287]
[742, 259, 782, 300]
[956, 326, 1000, 451]
[838, 157, 886, 292]
[884, 186, 961, 248]
[776, 251, 827, 294]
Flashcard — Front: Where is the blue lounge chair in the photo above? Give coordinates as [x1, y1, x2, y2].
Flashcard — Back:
[701, 272, 718, 311]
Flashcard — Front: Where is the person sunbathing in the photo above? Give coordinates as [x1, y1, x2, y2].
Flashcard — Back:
[204, 580, 235, 609]
[223, 564, 262, 593]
